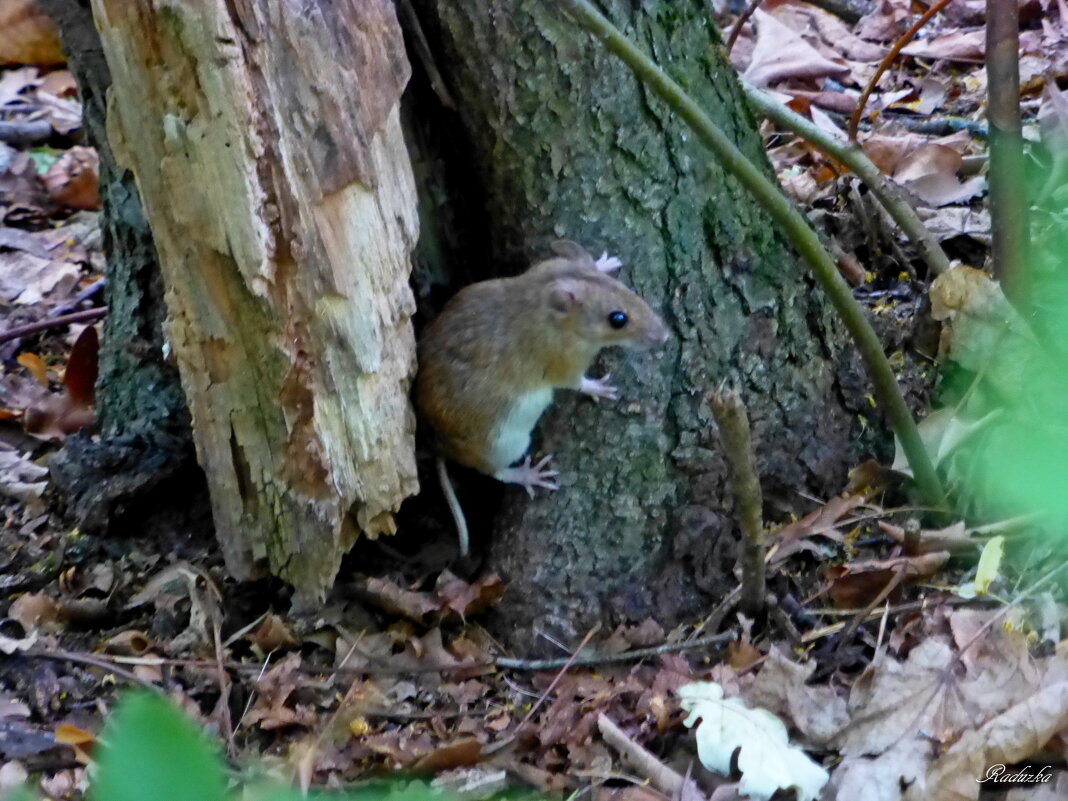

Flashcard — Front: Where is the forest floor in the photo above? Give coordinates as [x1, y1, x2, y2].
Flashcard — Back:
[2, 1, 1068, 800]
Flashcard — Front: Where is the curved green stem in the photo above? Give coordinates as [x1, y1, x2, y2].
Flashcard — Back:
[559, 0, 947, 510]
[741, 82, 952, 278]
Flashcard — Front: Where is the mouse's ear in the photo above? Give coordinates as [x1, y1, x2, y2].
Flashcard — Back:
[548, 278, 583, 312]
[550, 239, 593, 265]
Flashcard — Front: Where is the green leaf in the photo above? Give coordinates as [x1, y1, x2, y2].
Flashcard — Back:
[90, 692, 228, 801]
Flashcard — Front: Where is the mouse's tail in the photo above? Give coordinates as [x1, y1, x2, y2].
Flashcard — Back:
[436, 456, 469, 556]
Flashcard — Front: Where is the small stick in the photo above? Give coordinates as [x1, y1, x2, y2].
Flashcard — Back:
[847, 0, 954, 141]
[725, 0, 763, 54]
[742, 82, 951, 276]
[24, 647, 164, 693]
[514, 624, 600, 733]
[597, 713, 687, 797]
[0, 307, 107, 345]
[494, 631, 734, 670]
[709, 389, 765, 618]
[985, 0, 1027, 304]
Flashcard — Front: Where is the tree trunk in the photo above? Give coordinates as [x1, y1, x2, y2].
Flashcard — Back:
[88, 0, 421, 598]
[40, 0, 204, 539]
[414, 0, 872, 650]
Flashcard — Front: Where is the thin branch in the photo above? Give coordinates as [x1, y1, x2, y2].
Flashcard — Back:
[559, 0, 948, 510]
[24, 648, 165, 693]
[493, 631, 734, 670]
[725, 0, 763, 54]
[742, 81, 952, 276]
[985, 0, 1028, 303]
[848, 0, 954, 141]
[514, 625, 599, 732]
[597, 714, 686, 797]
[0, 307, 107, 345]
[709, 389, 766, 618]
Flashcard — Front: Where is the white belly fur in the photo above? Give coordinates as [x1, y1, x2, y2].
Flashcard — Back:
[488, 388, 554, 470]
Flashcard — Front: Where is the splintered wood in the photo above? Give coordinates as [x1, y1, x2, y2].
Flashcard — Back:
[91, 0, 419, 596]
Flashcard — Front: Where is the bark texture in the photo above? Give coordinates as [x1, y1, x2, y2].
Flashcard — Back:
[415, 0, 869, 649]
[90, 0, 420, 597]
[39, 0, 201, 537]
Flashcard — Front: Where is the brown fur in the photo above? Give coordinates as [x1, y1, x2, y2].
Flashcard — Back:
[415, 244, 668, 476]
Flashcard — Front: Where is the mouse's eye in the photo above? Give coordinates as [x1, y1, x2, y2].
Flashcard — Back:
[607, 310, 628, 329]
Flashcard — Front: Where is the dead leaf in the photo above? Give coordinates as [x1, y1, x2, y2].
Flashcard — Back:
[251, 614, 299, 653]
[770, 493, 867, 563]
[54, 723, 95, 764]
[906, 682, 1068, 801]
[893, 143, 986, 206]
[17, 352, 49, 386]
[744, 9, 851, 87]
[102, 630, 153, 656]
[749, 647, 850, 746]
[359, 576, 439, 622]
[436, 571, 506, 619]
[43, 147, 100, 211]
[825, 552, 949, 608]
[8, 592, 63, 630]
[901, 28, 985, 63]
[726, 640, 763, 671]
[244, 652, 317, 730]
[411, 737, 482, 772]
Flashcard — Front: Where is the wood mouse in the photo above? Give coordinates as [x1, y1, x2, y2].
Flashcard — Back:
[415, 240, 670, 555]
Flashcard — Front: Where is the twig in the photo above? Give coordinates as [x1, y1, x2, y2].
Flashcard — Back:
[985, 0, 1028, 304]
[0, 119, 53, 146]
[23, 647, 164, 693]
[691, 586, 741, 638]
[847, 0, 954, 141]
[493, 631, 734, 670]
[742, 82, 951, 276]
[50, 278, 106, 318]
[834, 563, 907, 654]
[0, 307, 107, 345]
[725, 0, 763, 54]
[559, 0, 947, 510]
[514, 625, 599, 732]
[709, 389, 766, 617]
[597, 714, 688, 797]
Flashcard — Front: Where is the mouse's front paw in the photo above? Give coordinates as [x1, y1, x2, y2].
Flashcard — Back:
[594, 251, 623, 273]
[497, 454, 559, 498]
[580, 373, 619, 401]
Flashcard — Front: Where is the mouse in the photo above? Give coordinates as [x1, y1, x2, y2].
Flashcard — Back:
[414, 240, 670, 555]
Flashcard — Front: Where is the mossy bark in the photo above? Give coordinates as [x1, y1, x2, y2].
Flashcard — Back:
[39, 0, 203, 537]
[414, 0, 869, 650]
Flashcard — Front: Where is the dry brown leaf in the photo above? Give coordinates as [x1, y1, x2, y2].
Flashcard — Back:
[825, 552, 949, 608]
[893, 143, 986, 206]
[906, 682, 1068, 801]
[435, 571, 506, 619]
[744, 9, 852, 87]
[43, 147, 100, 211]
[901, 28, 985, 63]
[8, 591, 63, 630]
[359, 576, 439, 623]
[54, 722, 95, 764]
[770, 493, 866, 563]
[16, 352, 49, 386]
[749, 647, 850, 746]
[245, 652, 317, 730]
[102, 629, 153, 656]
[411, 737, 482, 772]
[726, 640, 764, 671]
[251, 613, 299, 653]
